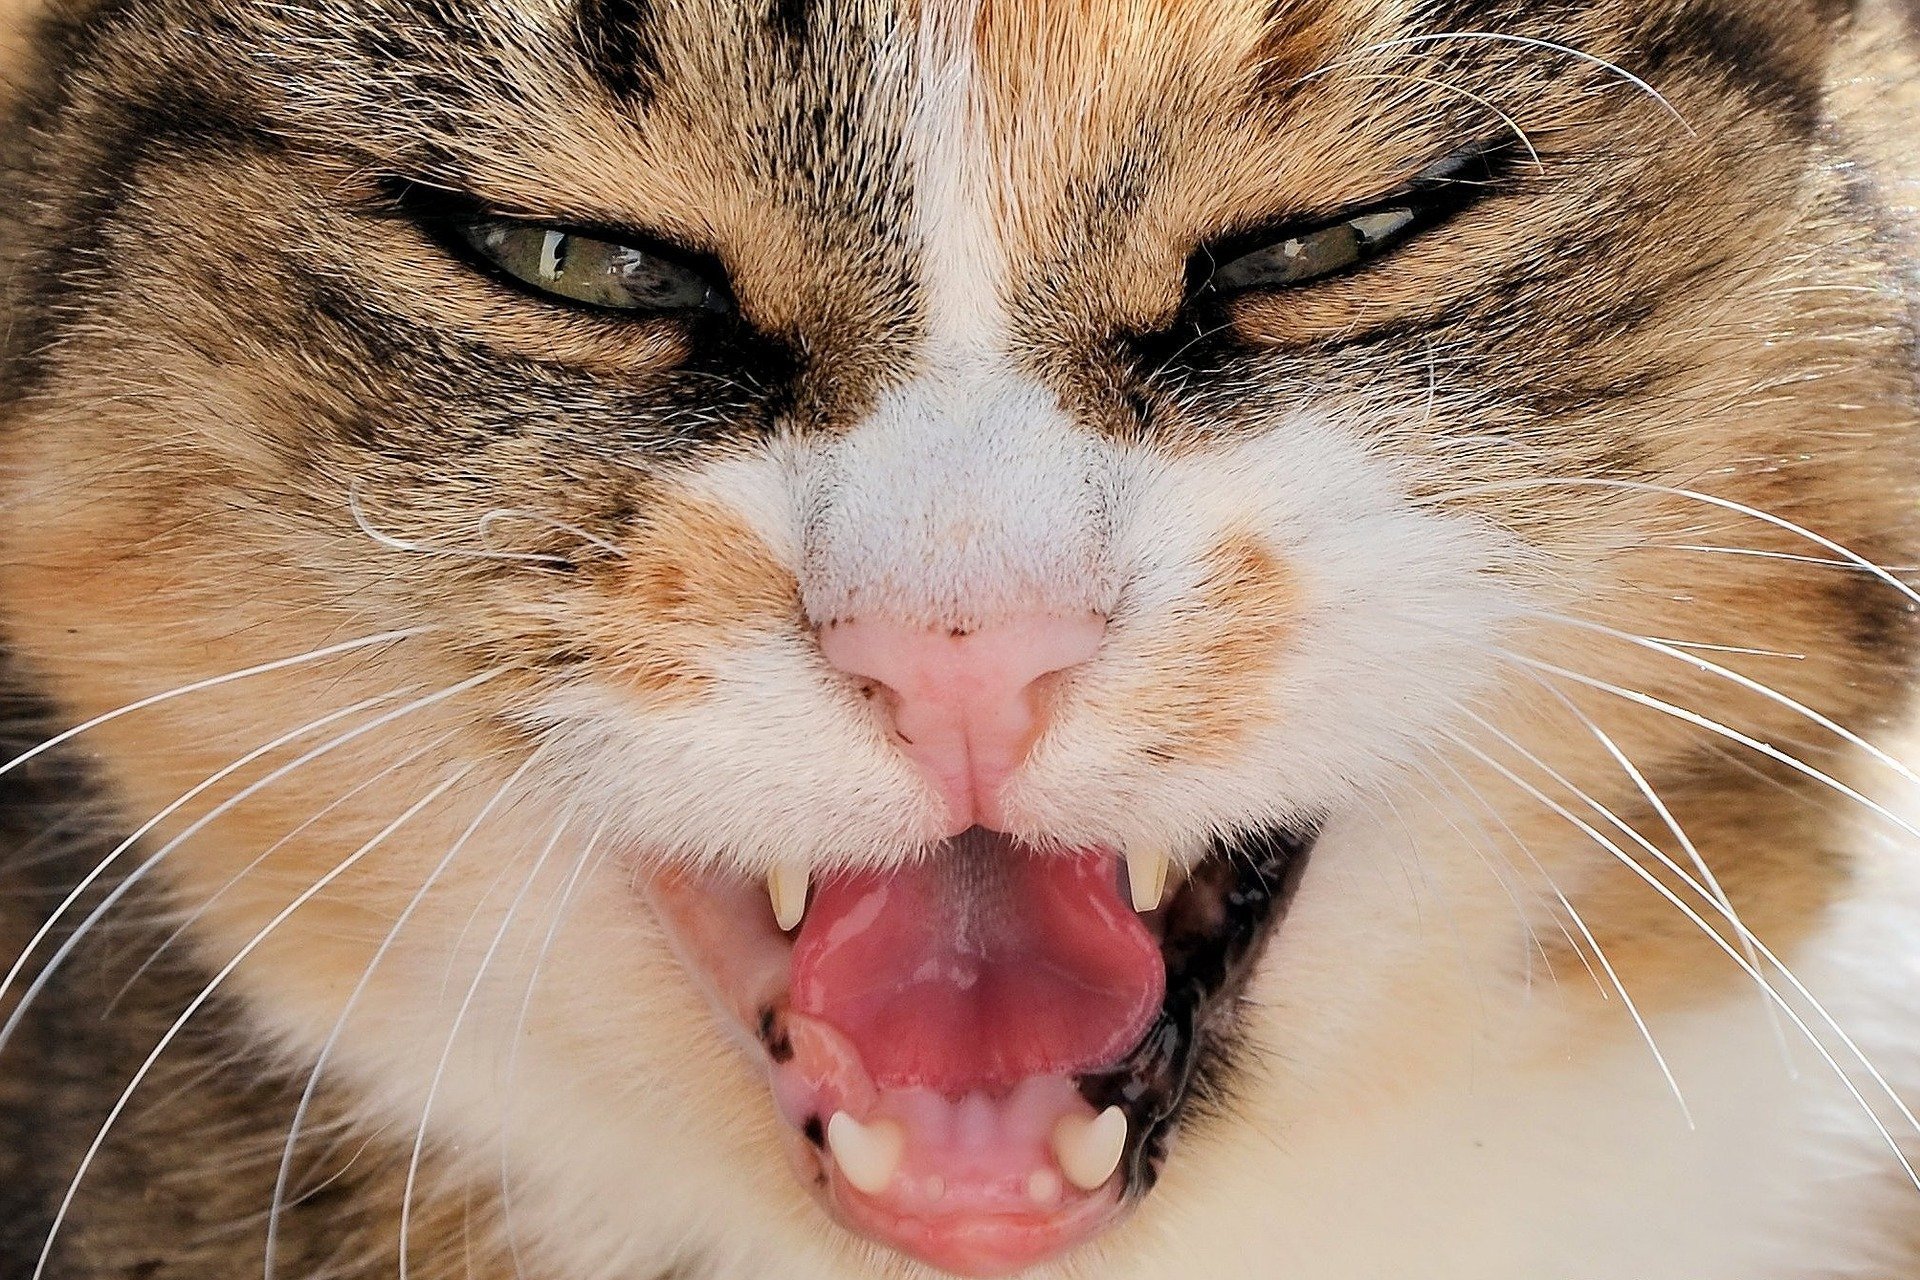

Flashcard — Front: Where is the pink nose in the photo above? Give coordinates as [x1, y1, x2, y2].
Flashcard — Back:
[820, 613, 1108, 836]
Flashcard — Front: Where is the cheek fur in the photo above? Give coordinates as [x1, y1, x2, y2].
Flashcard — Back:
[571, 492, 803, 701]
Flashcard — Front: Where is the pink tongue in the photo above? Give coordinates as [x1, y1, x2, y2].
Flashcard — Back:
[791, 833, 1165, 1094]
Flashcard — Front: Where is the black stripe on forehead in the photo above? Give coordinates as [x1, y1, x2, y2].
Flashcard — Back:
[2, 82, 279, 411]
[1633, 2, 1827, 129]
[1411, 0, 1539, 32]
[769, 0, 819, 45]
[577, 0, 663, 105]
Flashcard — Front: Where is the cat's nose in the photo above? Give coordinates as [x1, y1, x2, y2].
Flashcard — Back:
[819, 613, 1108, 836]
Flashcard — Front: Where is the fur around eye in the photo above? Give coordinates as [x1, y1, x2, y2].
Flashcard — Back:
[455, 219, 734, 316]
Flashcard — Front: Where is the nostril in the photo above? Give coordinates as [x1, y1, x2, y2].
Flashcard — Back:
[819, 613, 1105, 834]
[817, 613, 1108, 711]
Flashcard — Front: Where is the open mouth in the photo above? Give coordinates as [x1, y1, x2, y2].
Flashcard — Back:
[647, 824, 1319, 1277]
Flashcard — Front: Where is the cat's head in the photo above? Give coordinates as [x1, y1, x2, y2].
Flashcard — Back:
[2, 0, 1914, 1275]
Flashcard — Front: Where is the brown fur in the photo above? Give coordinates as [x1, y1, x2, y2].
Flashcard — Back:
[0, 0, 1916, 1276]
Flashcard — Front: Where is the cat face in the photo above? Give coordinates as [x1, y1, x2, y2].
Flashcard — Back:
[2, 0, 1915, 1275]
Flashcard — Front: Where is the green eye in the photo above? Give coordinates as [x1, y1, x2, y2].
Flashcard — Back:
[456, 219, 732, 315]
[1198, 142, 1512, 297]
[1208, 206, 1421, 292]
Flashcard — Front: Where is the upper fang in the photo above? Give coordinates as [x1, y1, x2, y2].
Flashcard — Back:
[1125, 846, 1170, 912]
[768, 862, 810, 931]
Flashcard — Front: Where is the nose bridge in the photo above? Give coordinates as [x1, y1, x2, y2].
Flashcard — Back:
[799, 368, 1115, 633]
[820, 613, 1108, 835]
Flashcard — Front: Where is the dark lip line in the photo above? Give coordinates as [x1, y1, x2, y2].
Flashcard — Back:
[1076, 821, 1324, 1196]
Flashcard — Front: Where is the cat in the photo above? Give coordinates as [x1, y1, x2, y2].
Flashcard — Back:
[1, 0, 1919, 1277]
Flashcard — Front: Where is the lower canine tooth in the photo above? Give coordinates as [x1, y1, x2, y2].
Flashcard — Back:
[826, 1112, 905, 1196]
[767, 863, 810, 931]
[1053, 1105, 1128, 1191]
[1125, 846, 1171, 912]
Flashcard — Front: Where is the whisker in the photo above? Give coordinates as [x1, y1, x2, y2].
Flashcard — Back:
[1450, 717, 1920, 1184]
[264, 743, 553, 1280]
[0, 626, 427, 783]
[1528, 609, 1920, 800]
[350, 479, 572, 568]
[32, 767, 474, 1280]
[0, 691, 406, 1017]
[1300, 32, 1693, 133]
[1432, 731, 1692, 1121]
[1413, 764, 1552, 987]
[1655, 543, 1920, 573]
[1453, 759, 1617, 1002]
[110, 727, 466, 1014]
[1627, 636, 1805, 661]
[1468, 687, 1920, 1142]
[398, 807, 575, 1280]
[1528, 680, 1794, 1067]
[1441, 477, 1920, 609]
[477, 509, 626, 560]
[0, 669, 503, 1062]
[497, 817, 611, 1280]
[1318, 72, 1544, 168]
[1508, 650, 1920, 852]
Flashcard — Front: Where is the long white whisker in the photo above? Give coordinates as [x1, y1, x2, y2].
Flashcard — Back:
[1516, 667, 1789, 1060]
[1449, 722, 1920, 1185]
[1323, 72, 1543, 167]
[1301, 32, 1692, 132]
[1509, 651, 1920, 852]
[265, 744, 552, 1280]
[1532, 609, 1920, 799]
[1425, 751, 1611, 1000]
[1446, 477, 1920, 609]
[0, 691, 405, 1016]
[1432, 730, 1693, 1122]
[1402, 760, 1561, 989]
[1657, 543, 1920, 573]
[1419, 606, 1920, 1153]
[1463, 683, 1920, 1149]
[0, 627, 426, 783]
[114, 728, 466, 1012]
[32, 768, 474, 1280]
[0, 669, 502, 1061]
[497, 817, 610, 1279]
[398, 808, 574, 1280]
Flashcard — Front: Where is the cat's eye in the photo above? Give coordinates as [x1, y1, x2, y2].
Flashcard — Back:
[1197, 144, 1510, 297]
[1207, 208, 1421, 292]
[454, 219, 733, 316]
